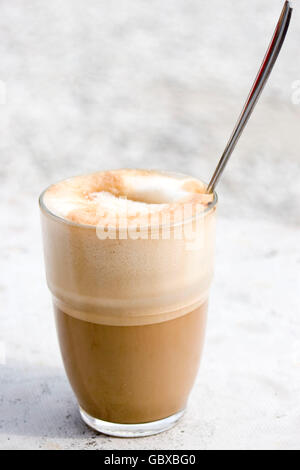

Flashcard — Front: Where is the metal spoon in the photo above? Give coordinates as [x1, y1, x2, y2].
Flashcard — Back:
[207, 1, 293, 194]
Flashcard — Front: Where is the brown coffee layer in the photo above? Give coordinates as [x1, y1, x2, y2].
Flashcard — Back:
[55, 302, 207, 424]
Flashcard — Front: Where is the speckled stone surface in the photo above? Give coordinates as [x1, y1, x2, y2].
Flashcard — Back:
[0, 0, 299, 450]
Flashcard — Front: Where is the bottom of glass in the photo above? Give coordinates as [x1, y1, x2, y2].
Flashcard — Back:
[79, 407, 185, 437]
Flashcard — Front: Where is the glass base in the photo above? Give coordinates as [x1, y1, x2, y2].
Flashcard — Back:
[79, 407, 185, 437]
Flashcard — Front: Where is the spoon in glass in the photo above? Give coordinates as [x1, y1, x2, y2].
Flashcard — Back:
[207, 1, 293, 194]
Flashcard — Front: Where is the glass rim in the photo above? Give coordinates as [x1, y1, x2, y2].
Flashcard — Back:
[39, 170, 218, 230]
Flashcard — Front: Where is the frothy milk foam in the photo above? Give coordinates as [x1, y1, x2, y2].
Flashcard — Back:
[43, 169, 213, 226]
[41, 169, 216, 326]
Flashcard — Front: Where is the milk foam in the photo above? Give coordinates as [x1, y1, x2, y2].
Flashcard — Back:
[43, 169, 213, 226]
[40, 169, 217, 326]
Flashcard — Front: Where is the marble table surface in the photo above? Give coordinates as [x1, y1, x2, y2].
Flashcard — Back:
[0, 0, 299, 450]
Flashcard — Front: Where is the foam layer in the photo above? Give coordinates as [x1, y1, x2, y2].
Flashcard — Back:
[43, 169, 213, 226]
[40, 170, 217, 326]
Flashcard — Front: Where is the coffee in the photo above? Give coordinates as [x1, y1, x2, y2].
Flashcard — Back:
[55, 303, 207, 424]
[40, 169, 217, 436]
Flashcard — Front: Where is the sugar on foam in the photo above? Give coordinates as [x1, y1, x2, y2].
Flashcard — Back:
[43, 169, 213, 226]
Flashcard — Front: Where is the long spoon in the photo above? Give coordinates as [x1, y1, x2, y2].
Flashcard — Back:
[207, 1, 293, 194]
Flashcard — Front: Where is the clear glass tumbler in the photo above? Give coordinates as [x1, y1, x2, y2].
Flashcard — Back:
[39, 172, 217, 437]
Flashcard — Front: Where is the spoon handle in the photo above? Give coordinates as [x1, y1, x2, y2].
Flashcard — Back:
[207, 1, 293, 194]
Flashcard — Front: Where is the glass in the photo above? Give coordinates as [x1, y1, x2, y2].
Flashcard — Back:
[39, 172, 217, 437]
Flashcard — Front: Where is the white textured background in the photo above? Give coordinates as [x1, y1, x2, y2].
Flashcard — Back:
[0, 0, 299, 450]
